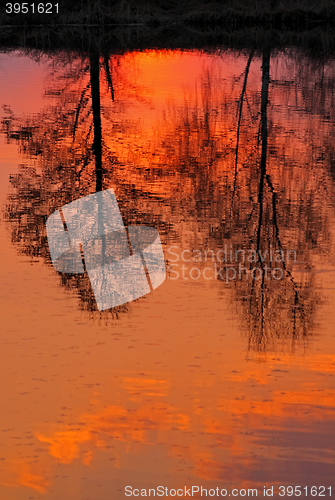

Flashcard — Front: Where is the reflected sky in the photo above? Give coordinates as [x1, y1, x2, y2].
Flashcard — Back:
[0, 48, 335, 499]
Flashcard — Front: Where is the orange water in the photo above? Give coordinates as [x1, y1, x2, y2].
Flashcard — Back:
[0, 48, 335, 500]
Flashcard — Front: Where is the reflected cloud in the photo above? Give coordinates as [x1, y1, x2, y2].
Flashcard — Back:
[36, 403, 189, 465]
[0, 360, 334, 495]
[0, 460, 50, 494]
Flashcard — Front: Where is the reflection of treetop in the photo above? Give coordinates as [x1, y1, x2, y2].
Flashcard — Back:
[3, 49, 335, 348]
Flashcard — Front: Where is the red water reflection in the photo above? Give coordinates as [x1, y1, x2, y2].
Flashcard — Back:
[1, 48, 335, 499]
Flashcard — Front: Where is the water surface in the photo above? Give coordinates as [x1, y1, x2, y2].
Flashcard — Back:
[0, 47, 335, 499]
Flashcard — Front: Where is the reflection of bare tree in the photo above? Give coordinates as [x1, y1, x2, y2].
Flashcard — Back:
[90, 48, 103, 192]
[227, 49, 330, 351]
[233, 48, 254, 198]
[2, 47, 140, 314]
[234, 48, 317, 352]
[147, 50, 332, 352]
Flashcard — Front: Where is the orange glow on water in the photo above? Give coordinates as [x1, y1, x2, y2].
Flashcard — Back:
[1, 48, 335, 499]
